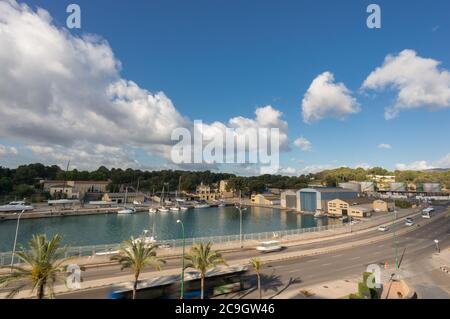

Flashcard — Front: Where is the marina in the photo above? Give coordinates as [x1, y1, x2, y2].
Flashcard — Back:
[0, 206, 340, 253]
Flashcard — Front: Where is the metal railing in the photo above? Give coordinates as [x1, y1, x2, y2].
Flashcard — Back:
[0, 223, 347, 266]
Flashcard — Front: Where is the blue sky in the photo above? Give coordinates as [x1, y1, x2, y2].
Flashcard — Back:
[0, 0, 449, 174]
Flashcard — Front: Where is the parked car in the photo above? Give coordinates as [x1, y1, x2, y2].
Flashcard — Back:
[405, 221, 414, 227]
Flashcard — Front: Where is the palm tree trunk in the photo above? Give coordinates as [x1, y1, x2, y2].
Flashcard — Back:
[133, 272, 140, 299]
[37, 281, 45, 299]
[201, 273, 205, 299]
[257, 273, 261, 299]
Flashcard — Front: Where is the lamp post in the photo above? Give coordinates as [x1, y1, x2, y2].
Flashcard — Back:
[11, 210, 25, 272]
[235, 191, 247, 249]
[434, 239, 440, 253]
[176, 219, 185, 299]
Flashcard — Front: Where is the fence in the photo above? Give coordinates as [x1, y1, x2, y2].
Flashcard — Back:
[0, 222, 348, 266]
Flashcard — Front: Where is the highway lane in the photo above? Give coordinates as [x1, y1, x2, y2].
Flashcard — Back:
[57, 206, 449, 299]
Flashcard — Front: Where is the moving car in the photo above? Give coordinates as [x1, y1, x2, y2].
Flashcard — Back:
[256, 241, 283, 253]
[378, 226, 389, 232]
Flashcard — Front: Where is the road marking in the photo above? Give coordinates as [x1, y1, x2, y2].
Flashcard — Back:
[350, 256, 361, 260]
[331, 254, 343, 258]
[321, 263, 333, 267]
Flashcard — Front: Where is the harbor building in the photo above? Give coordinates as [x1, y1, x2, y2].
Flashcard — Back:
[102, 192, 145, 204]
[194, 182, 220, 201]
[280, 190, 297, 210]
[327, 198, 372, 218]
[42, 180, 110, 199]
[251, 194, 281, 206]
[296, 187, 359, 214]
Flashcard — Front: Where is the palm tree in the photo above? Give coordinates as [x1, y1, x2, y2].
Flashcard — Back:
[0, 234, 70, 299]
[250, 258, 263, 299]
[111, 236, 165, 299]
[184, 242, 227, 299]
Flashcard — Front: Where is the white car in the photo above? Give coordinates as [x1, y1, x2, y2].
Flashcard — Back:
[378, 226, 389, 232]
[256, 241, 283, 253]
[405, 221, 414, 227]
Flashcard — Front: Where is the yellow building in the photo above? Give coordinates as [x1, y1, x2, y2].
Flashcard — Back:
[219, 180, 234, 199]
[195, 182, 220, 201]
[251, 194, 281, 206]
[373, 199, 394, 212]
[328, 199, 372, 218]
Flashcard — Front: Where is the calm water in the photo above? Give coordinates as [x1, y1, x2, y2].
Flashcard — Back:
[0, 207, 340, 252]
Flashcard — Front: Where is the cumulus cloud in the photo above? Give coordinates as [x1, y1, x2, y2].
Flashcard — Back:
[362, 49, 450, 119]
[301, 72, 360, 123]
[378, 143, 392, 149]
[396, 161, 435, 171]
[294, 137, 312, 151]
[0, 145, 18, 156]
[0, 1, 289, 170]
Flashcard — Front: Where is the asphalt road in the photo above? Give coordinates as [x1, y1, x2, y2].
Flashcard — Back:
[57, 204, 449, 299]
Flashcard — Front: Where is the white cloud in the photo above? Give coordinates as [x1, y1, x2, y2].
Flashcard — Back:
[0, 145, 18, 156]
[362, 49, 450, 119]
[294, 137, 312, 151]
[396, 153, 450, 171]
[354, 163, 372, 170]
[378, 143, 392, 149]
[0, 1, 289, 169]
[278, 167, 298, 176]
[301, 72, 360, 123]
[396, 161, 435, 171]
[298, 164, 336, 175]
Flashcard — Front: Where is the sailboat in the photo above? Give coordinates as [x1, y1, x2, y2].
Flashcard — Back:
[118, 187, 136, 214]
[158, 185, 169, 213]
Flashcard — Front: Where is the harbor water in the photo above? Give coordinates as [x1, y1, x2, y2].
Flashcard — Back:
[0, 206, 341, 252]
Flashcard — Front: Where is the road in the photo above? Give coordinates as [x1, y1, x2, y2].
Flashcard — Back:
[57, 204, 449, 299]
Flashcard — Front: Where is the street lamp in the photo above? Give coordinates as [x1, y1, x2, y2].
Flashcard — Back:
[235, 191, 247, 249]
[11, 210, 25, 272]
[176, 219, 185, 299]
[434, 239, 440, 253]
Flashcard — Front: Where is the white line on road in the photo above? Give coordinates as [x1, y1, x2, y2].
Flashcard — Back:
[331, 254, 343, 258]
[321, 263, 333, 267]
[350, 256, 361, 260]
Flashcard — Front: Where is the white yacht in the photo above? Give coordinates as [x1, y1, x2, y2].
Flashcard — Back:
[118, 207, 136, 215]
[158, 207, 169, 213]
[170, 207, 180, 212]
[149, 208, 157, 214]
[194, 204, 210, 209]
[180, 206, 189, 211]
[0, 201, 34, 212]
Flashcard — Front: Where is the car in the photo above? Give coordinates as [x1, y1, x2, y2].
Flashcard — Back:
[406, 217, 414, 223]
[256, 241, 283, 253]
[405, 221, 414, 227]
[378, 226, 389, 232]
